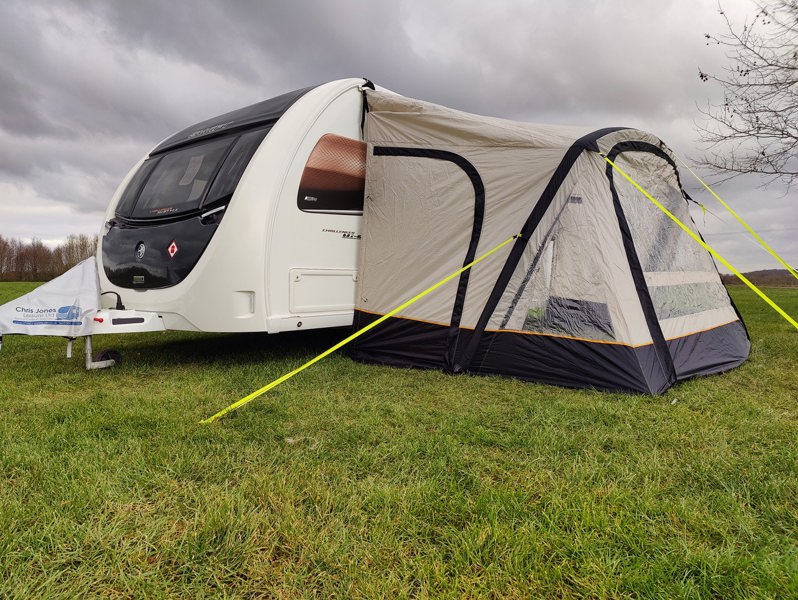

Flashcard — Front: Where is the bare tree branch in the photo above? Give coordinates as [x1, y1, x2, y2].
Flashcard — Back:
[697, 0, 798, 189]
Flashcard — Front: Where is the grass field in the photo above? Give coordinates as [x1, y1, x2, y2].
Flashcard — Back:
[0, 283, 796, 598]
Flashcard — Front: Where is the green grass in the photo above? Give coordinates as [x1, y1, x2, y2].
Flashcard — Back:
[0, 284, 796, 598]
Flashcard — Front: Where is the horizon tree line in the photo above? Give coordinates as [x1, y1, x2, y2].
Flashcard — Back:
[0, 234, 98, 282]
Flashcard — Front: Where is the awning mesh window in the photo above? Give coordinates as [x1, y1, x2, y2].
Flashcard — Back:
[613, 152, 729, 326]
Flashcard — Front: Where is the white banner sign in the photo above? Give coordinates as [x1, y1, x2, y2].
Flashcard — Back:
[0, 258, 101, 338]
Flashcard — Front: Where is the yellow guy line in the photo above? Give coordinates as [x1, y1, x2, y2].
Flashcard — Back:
[673, 154, 798, 281]
[601, 153, 798, 330]
[200, 233, 521, 424]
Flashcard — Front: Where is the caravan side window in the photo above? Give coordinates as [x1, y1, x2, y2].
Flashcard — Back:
[297, 134, 366, 215]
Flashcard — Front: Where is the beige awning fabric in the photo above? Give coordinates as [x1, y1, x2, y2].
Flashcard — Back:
[350, 89, 749, 394]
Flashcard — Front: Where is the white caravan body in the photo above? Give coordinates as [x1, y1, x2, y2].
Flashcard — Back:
[98, 78, 372, 333]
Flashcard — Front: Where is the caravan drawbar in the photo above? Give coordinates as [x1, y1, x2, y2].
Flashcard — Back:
[99, 78, 372, 334]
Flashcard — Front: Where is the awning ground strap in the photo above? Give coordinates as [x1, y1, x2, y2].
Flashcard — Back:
[673, 154, 798, 281]
[201, 233, 521, 424]
[601, 153, 798, 331]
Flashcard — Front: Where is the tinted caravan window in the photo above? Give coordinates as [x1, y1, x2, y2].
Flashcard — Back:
[115, 158, 159, 218]
[128, 137, 233, 219]
[297, 134, 366, 214]
[117, 128, 269, 220]
[203, 128, 269, 207]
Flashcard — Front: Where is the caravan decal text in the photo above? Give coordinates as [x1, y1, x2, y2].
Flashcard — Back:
[322, 228, 361, 240]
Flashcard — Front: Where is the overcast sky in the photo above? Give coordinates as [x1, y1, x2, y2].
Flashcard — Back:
[0, 0, 794, 272]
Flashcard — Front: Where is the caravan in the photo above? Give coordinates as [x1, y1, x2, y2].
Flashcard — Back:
[99, 78, 373, 334]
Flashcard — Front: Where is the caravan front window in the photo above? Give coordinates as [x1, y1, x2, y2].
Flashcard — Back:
[129, 138, 233, 219]
[203, 128, 269, 206]
[116, 127, 269, 220]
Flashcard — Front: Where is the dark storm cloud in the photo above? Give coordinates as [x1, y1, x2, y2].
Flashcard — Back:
[69, 0, 710, 126]
[0, 3, 167, 142]
[87, 0, 420, 90]
[0, 5, 60, 137]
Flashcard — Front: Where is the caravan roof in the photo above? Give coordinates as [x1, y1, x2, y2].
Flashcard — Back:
[152, 85, 315, 154]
